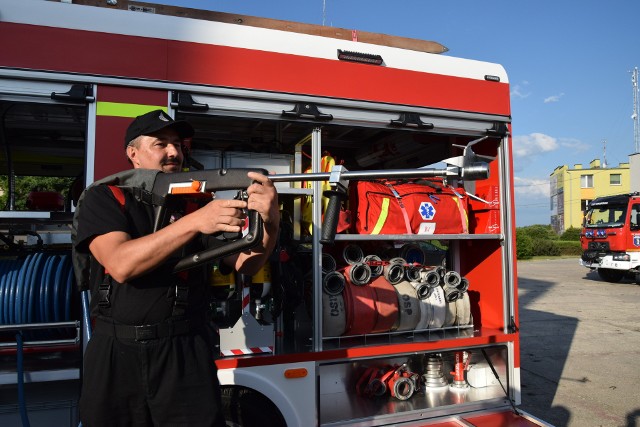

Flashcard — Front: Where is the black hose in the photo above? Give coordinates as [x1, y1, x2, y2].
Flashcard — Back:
[16, 332, 31, 427]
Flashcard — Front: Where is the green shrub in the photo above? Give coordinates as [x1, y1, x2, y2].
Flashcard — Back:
[516, 228, 534, 259]
[560, 227, 581, 241]
[520, 224, 558, 240]
[515, 224, 581, 258]
[531, 238, 561, 256]
[556, 240, 582, 256]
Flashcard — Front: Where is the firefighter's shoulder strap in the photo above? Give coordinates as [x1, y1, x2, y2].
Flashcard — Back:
[96, 184, 127, 315]
[71, 169, 164, 293]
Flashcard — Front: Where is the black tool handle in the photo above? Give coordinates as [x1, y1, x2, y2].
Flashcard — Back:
[321, 189, 347, 245]
[150, 168, 268, 271]
[172, 210, 263, 272]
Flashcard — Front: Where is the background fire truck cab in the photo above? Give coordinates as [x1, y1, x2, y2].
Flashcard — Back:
[0, 1, 551, 426]
[580, 193, 640, 283]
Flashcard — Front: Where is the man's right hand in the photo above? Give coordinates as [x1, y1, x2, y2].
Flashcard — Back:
[192, 198, 248, 236]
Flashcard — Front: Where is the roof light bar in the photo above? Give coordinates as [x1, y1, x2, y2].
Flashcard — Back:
[337, 49, 383, 66]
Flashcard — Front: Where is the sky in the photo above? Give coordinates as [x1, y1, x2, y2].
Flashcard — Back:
[146, 0, 639, 227]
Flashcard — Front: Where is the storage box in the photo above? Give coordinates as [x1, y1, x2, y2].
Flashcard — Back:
[223, 151, 293, 190]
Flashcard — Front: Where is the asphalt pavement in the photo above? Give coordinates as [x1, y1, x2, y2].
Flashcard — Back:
[516, 258, 640, 427]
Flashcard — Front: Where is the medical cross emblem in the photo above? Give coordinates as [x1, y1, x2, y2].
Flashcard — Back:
[419, 202, 436, 220]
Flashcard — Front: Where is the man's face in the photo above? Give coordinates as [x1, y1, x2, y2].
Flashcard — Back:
[127, 127, 184, 173]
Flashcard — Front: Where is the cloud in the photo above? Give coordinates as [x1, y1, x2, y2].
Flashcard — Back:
[544, 92, 565, 103]
[559, 137, 590, 152]
[513, 176, 550, 198]
[511, 83, 531, 99]
[512, 133, 559, 158]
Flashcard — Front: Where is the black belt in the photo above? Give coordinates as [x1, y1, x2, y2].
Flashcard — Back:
[95, 316, 203, 341]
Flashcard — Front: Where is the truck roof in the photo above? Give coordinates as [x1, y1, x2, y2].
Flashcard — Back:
[589, 192, 640, 206]
[51, 0, 448, 54]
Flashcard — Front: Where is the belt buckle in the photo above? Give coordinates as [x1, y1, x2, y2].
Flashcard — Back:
[134, 324, 157, 341]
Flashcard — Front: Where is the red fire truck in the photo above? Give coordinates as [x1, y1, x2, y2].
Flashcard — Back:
[0, 1, 551, 426]
[580, 193, 640, 283]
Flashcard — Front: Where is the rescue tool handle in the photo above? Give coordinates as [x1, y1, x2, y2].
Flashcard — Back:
[151, 168, 268, 272]
[172, 217, 263, 272]
[321, 189, 347, 245]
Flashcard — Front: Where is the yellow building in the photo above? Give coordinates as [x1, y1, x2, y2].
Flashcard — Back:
[550, 159, 630, 234]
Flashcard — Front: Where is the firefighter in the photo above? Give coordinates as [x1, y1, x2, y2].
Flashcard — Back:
[75, 110, 279, 426]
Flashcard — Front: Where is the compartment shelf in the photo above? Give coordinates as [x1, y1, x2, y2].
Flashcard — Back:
[323, 325, 475, 350]
[320, 386, 507, 426]
[334, 234, 503, 241]
[318, 344, 511, 426]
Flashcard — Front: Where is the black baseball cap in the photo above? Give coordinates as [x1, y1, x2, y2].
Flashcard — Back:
[124, 109, 194, 148]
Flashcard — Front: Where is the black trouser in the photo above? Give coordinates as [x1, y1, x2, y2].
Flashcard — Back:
[79, 321, 225, 427]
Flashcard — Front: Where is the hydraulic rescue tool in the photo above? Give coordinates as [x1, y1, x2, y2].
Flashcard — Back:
[148, 139, 491, 271]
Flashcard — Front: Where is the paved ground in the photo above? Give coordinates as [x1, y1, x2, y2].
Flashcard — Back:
[516, 258, 640, 427]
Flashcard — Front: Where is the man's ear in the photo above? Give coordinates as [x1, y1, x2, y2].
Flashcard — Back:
[126, 145, 139, 166]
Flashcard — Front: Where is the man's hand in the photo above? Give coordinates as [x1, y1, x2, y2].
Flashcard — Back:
[246, 171, 280, 230]
[193, 198, 248, 236]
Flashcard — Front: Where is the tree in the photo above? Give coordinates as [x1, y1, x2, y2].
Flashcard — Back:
[0, 175, 74, 210]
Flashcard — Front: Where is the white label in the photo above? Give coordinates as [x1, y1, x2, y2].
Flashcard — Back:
[418, 223, 436, 234]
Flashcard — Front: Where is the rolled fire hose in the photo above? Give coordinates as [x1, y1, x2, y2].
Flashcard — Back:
[343, 262, 372, 286]
[322, 270, 346, 296]
[420, 268, 441, 288]
[368, 276, 399, 333]
[415, 294, 431, 330]
[384, 259, 405, 285]
[363, 254, 383, 278]
[457, 277, 470, 293]
[455, 292, 471, 325]
[444, 299, 457, 327]
[321, 253, 337, 273]
[435, 265, 447, 280]
[392, 281, 421, 331]
[411, 281, 431, 300]
[427, 285, 446, 328]
[405, 264, 422, 283]
[342, 244, 364, 265]
[442, 270, 462, 302]
[443, 270, 462, 288]
[322, 292, 346, 336]
[342, 277, 377, 335]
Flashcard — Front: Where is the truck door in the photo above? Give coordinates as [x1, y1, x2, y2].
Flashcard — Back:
[0, 77, 93, 212]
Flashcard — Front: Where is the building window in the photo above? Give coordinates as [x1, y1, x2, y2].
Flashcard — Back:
[610, 174, 621, 185]
[580, 174, 593, 188]
[581, 199, 592, 212]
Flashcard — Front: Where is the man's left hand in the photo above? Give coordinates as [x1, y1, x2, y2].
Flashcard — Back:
[246, 171, 279, 229]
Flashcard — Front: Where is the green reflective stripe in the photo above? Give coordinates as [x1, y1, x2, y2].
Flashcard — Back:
[96, 102, 167, 118]
[371, 198, 390, 234]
